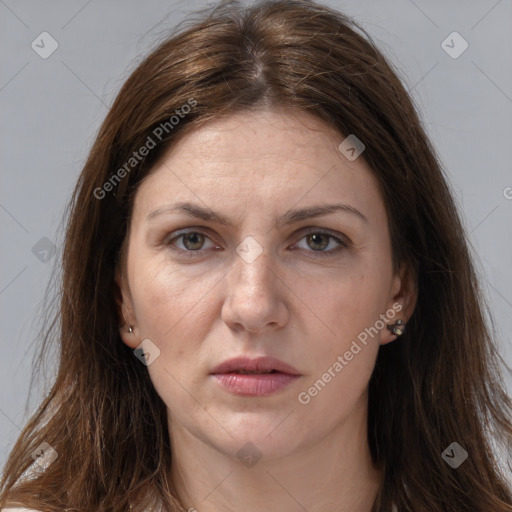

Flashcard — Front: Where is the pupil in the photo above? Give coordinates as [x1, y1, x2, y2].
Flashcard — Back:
[184, 233, 204, 250]
[308, 233, 328, 251]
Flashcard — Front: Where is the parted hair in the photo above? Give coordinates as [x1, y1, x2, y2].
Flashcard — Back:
[1, 0, 511, 510]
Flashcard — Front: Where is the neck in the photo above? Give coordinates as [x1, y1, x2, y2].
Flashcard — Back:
[168, 398, 381, 512]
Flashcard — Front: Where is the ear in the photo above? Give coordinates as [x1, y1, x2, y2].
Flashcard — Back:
[114, 267, 139, 349]
[380, 262, 417, 345]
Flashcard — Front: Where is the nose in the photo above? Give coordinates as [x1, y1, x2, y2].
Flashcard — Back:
[221, 243, 289, 334]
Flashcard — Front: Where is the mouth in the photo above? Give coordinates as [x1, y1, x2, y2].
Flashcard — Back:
[210, 356, 302, 396]
[210, 356, 301, 376]
[226, 369, 280, 374]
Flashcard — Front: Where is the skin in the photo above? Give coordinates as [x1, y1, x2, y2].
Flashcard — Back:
[116, 107, 416, 512]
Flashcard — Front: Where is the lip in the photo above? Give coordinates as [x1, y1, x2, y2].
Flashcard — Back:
[210, 356, 302, 397]
[210, 356, 301, 375]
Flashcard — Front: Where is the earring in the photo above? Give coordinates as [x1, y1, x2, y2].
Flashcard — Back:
[122, 312, 133, 334]
[387, 319, 405, 336]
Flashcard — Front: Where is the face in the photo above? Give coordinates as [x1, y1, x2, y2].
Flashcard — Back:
[117, 107, 414, 463]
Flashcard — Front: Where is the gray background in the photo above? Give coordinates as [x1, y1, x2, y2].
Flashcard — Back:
[1, 0, 511, 470]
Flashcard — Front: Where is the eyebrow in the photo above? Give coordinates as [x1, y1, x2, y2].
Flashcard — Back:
[146, 201, 368, 226]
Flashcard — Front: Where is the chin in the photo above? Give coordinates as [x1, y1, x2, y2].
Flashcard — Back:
[212, 416, 307, 462]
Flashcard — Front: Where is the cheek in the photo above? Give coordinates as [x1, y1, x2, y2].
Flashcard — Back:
[129, 262, 216, 412]
[130, 257, 220, 364]
[305, 262, 390, 346]
[295, 257, 391, 397]
[294, 275, 383, 427]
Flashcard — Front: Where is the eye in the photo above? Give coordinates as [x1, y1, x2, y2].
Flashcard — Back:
[166, 230, 218, 255]
[292, 229, 348, 257]
[164, 228, 349, 258]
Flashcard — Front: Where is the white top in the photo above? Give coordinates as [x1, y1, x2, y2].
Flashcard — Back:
[2, 509, 40, 511]
[2, 509, 39, 511]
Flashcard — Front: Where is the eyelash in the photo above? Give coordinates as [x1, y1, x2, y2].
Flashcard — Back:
[164, 228, 349, 258]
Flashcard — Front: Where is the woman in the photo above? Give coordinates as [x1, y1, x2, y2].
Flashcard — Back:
[1, 0, 511, 510]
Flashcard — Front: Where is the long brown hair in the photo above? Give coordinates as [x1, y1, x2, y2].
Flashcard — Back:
[1, 0, 511, 510]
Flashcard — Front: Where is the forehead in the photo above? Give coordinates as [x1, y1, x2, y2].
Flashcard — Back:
[132, 108, 386, 225]
[158, 108, 359, 171]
